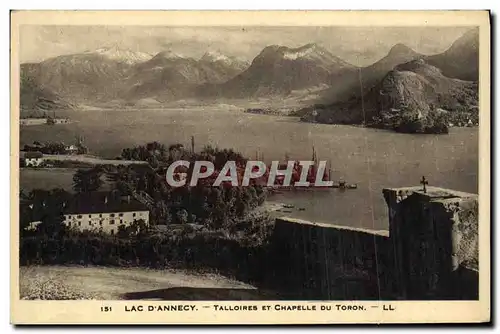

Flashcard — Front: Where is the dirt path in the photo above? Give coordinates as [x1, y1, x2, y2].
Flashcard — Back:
[19, 266, 268, 300]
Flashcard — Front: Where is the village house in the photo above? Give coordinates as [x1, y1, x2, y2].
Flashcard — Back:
[21, 197, 49, 231]
[52, 118, 70, 124]
[20, 151, 44, 167]
[21, 117, 71, 126]
[23, 191, 150, 235]
[64, 144, 79, 154]
[20, 118, 47, 126]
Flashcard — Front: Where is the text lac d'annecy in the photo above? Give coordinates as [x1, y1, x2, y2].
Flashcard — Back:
[125, 305, 197, 312]
[165, 160, 334, 187]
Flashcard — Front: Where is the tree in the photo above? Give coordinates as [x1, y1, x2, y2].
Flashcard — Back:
[131, 219, 148, 235]
[121, 148, 133, 160]
[117, 224, 129, 238]
[148, 155, 159, 169]
[188, 213, 197, 224]
[176, 209, 188, 224]
[153, 201, 170, 225]
[35, 202, 67, 238]
[42, 142, 66, 155]
[77, 144, 88, 155]
[73, 168, 103, 193]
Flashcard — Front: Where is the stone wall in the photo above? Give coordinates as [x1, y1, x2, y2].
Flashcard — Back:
[383, 186, 478, 300]
[266, 186, 479, 300]
[266, 218, 396, 300]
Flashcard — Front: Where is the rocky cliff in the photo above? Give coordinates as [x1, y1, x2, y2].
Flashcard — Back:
[303, 59, 478, 134]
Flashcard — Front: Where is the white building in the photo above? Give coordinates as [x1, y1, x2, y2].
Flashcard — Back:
[63, 209, 149, 235]
[63, 192, 150, 235]
[64, 144, 79, 155]
[21, 151, 44, 167]
[23, 192, 150, 235]
[53, 118, 70, 124]
[20, 118, 47, 126]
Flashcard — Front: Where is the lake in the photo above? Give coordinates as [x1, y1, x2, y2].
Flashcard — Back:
[20, 108, 478, 230]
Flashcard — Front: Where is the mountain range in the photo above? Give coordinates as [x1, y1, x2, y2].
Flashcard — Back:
[199, 43, 357, 98]
[125, 50, 249, 101]
[20, 28, 479, 113]
[306, 58, 478, 125]
[300, 27, 479, 130]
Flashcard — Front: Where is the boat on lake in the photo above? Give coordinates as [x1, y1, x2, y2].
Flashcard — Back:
[332, 180, 358, 189]
[254, 146, 359, 192]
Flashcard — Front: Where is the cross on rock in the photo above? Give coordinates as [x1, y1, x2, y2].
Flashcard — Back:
[420, 176, 429, 193]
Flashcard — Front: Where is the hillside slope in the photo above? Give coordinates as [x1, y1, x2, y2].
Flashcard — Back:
[20, 64, 74, 112]
[317, 43, 422, 105]
[305, 59, 478, 133]
[426, 27, 479, 81]
[204, 43, 357, 99]
[124, 51, 248, 101]
[21, 53, 132, 103]
[317, 28, 479, 105]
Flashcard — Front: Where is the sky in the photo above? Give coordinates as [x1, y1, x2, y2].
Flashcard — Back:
[19, 25, 474, 66]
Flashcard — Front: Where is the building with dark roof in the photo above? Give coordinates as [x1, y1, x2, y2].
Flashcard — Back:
[64, 191, 150, 235]
[20, 151, 44, 167]
[22, 191, 150, 235]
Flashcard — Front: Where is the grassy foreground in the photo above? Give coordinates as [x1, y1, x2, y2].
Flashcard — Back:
[19, 265, 259, 300]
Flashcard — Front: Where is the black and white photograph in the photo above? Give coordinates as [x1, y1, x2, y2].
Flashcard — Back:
[10, 10, 490, 325]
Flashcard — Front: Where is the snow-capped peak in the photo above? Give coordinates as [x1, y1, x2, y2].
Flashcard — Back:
[201, 51, 249, 68]
[201, 50, 231, 63]
[90, 46, 153, 64]
[282, 43, 323, 60]
[155, 50, 184, 60]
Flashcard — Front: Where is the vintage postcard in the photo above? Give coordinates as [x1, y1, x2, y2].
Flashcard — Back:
[10, 10, 491, 324]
